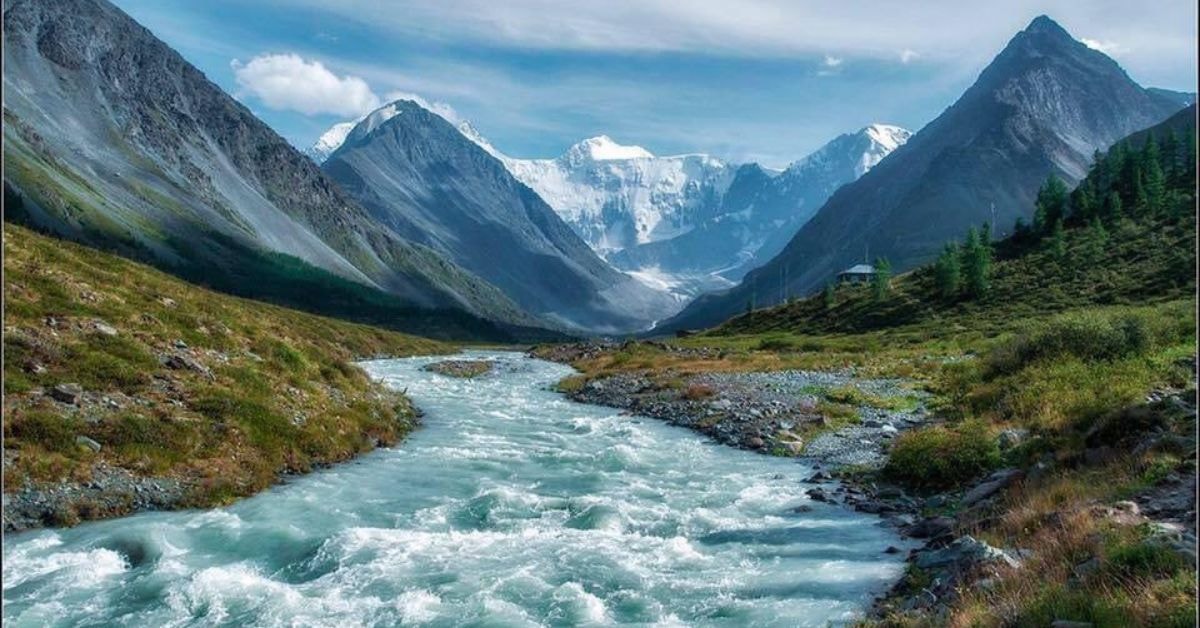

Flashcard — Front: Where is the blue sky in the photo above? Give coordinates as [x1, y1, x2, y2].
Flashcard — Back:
[113, 0, 1197, 168]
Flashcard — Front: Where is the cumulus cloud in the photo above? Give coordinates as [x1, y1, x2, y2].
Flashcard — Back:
[899, 49, 920, 63]
[231, 53, 381, 116]
[822, 55, 843, 67]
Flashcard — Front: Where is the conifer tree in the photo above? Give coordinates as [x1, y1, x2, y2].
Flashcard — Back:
[934, 243, 961, 299]
[1050, 219, 1067, 259]
[1034, 175, 1068, 233]
[823, 283, 836, 310]
[961, 227, 992, 299]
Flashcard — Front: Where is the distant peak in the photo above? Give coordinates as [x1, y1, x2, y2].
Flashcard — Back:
[563, 135, 654, 162]
[1026, 15, 1064, 33]
[861, 124, 912, 151]
[1018, 14, 1076, 44]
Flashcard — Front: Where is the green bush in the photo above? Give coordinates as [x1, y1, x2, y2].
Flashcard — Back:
[987, 306, 1193, 376]
[884, 421, 1002, 489]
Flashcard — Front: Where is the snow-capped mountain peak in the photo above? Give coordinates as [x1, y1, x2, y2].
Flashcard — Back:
[785, 123, 912, 178]
[562, 135, 654, 164]
[306, 120, 358, 163]
[862, 123, 911, 153]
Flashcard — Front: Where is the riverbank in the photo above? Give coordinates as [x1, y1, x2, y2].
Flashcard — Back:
[532, 330, 1198, 625]
[2, 226, 448, 531]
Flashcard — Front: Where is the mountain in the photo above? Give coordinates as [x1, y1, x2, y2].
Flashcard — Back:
[605, 124, 911, 292]
[321, 101, 677, 333]
[312, 118, 909, 299]
[1, 0, 540, 338]
[658, 15, 1189, 333]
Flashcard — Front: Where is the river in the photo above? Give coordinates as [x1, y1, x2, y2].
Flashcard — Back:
[2, 351, 909, 627]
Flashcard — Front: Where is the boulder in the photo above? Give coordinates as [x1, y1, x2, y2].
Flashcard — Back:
[914, 535, 1020, 571]
[50, 383, 83, 404]
[904, 516, 955, 539]
[91, 320, 119, 337]
[961, 468, 1024, 506]
[74, 436, 101, 453]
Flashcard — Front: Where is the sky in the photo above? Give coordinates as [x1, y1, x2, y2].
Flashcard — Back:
[112, 0, 1197, 169]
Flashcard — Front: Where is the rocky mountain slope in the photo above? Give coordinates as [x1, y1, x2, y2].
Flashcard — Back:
[322, 101, 677, 333]
[1, 0, 537, 338]
[312, 117, 909, 300]
[659, 15, 1188, 333]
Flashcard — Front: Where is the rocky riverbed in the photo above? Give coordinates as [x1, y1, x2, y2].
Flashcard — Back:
[533, 343, 1200, 620]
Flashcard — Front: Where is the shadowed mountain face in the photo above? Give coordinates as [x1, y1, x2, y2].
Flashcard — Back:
[1, 0, 539, 336]
[322, 101, 678, 333]
[658, 15, 1189, 334]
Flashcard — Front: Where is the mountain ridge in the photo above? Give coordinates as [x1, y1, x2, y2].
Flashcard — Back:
[1, 0, 541, 337]
[321, 100, 677, 333]
[656, 14, 1189, 333]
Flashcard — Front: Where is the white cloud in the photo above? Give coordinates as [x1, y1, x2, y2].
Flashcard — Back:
[823, 55, 843, 67]
[231, 53, 380, 116]
[1081, 38, 1126, 55]
[899, 49, 920, 63]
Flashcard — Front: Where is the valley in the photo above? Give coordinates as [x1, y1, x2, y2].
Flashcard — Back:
[1, 1, 1196, 627]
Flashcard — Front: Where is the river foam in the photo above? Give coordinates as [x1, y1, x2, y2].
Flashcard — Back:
[3, 351, 910, 626]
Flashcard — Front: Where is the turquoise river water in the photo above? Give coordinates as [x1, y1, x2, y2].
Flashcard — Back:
[2, 351, 909, 627]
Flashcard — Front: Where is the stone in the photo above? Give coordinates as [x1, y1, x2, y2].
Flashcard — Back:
[863, 419, 885, 428]
[914, 535, 1020, 571]
[904, 516, 955, 539]
[1050, 621, 1094, 628]
[74, 436, 101, 453]
[996, 428, 1029, 450]
[961, 468, 1024, 506]
[91, 320, 119, 337]
[161, 353, 210, 377]
[1112, 500, 1140, 515]
[745, 436, 765, 449]
[50, 383, 83, 404]
[805, 488, 834, 503]
[173, 339, 189, 349]
[884, 545, 902, 554]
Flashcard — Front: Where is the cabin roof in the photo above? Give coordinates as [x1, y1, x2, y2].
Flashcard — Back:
[839, 264, 876, 275]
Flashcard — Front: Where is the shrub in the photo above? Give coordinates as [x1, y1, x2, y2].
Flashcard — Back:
[755, 335, 798, 352]
[885, 421, 1002, 490]
[987, 306, 1193, 376]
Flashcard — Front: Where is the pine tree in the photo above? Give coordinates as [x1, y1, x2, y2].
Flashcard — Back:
[823, 283, 836, 310]
[934, 243, 961, 299]
[1050, 219, 1067, 259]
[1071, 180, 1097, 222]
[961, 227, 992, 299]
[1034, 175, 1068, 233]
[1162, 129, 1181, 181]
[1132, 171, 1148, 215]
[1102, 190, 1123, 223]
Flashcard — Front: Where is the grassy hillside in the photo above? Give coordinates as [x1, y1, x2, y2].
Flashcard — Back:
[4, 182, 561, 344]
[3, 224, 450, 525]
